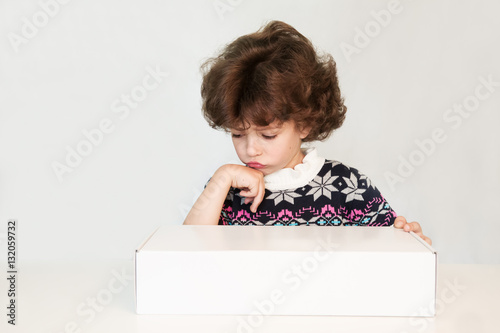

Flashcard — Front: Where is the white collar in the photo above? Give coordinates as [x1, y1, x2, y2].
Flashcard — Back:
[264, 147, 325, 191]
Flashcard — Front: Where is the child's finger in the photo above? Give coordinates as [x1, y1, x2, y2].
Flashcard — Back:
[394, 218, 431, 245]
[394, 216, 407, 228]
[250, 179, 265, 213]
[408, 222, 422, 234]
[250, 191, 262, 212]
[420, 235, 432, 246]
[244, 197, 254, 205]
[240, 186, 255, 200]
[256, 179, 266, 205]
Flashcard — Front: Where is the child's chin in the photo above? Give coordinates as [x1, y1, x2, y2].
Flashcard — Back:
[261, 168, 274, 176]
[250, 168, 268, 176]
[248, 166, 269, 175]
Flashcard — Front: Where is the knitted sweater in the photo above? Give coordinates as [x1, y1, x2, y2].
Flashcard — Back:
[206, 147, 396, 226]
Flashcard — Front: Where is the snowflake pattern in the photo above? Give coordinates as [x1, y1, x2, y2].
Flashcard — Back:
[341, 172, 366, 202]
[306, 170, 339, 201]
[266, 189, 302, 205]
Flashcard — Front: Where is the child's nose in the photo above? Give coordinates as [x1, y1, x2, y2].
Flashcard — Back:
[246, 136, 262, 157]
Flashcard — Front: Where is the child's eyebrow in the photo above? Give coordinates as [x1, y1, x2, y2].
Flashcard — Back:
[231, 125, 281, 132]
[256, 127, 279, 131]
[255, 124, 282, 130]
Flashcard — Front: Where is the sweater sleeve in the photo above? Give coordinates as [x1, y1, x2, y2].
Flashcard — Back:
[340, 166, 397, 226]
[203, 178, 234, 225]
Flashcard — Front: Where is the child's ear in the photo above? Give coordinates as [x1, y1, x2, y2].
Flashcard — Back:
[299, 125, 312, 140]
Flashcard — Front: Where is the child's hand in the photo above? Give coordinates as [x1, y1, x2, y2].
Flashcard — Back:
[394, 216, 432, 246]
[221, 164, 266, 213]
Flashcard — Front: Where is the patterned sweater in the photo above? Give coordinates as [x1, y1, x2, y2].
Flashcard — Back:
[206, 148, 396, 226]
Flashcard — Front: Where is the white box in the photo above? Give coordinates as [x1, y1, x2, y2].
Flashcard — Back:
[135, 225, 437, 316]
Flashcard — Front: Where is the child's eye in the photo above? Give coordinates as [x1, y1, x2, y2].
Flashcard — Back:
[262, 135, 277, 140]
[231, 134, 242, 138]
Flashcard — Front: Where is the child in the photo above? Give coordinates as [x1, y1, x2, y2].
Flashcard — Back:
[183, 21, 431, 245]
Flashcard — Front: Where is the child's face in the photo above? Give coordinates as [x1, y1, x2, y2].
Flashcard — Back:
[230, 120, 310, 176]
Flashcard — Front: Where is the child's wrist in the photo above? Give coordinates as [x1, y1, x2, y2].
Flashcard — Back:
[213, 164, 234, 189]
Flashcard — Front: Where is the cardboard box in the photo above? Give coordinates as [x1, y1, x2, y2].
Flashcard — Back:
[135, 225, 437, 316]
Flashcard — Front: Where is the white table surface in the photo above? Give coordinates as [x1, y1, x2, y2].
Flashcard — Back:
[1, 261, 498, 333]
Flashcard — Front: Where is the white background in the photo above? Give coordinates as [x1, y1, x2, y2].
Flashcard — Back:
[0, 0, 499, 264]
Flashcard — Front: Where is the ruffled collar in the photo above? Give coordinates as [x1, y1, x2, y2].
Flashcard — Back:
[264, 147, 325, 191]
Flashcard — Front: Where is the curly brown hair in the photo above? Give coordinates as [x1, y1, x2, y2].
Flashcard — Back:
[200, 20, 347, 142]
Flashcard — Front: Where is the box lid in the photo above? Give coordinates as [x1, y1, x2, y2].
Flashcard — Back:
[136, 225, 436, 254]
